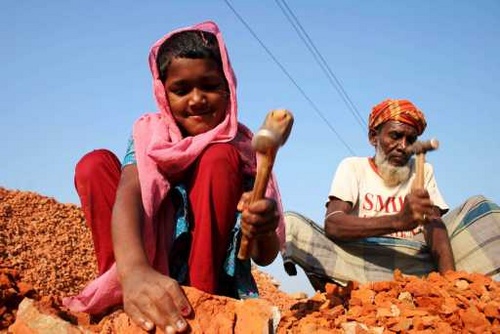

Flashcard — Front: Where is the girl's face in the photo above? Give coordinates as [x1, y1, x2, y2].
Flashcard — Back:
[163, 57, 229, 137]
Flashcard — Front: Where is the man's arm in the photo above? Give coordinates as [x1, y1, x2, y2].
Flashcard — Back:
[325, 198, 403, 240]
[325, 189, 433, 241]
[423, 206, 455, 274]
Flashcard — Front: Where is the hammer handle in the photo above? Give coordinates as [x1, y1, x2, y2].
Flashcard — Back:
[237, 151, 276, 260]
[413, 153, 425, 190]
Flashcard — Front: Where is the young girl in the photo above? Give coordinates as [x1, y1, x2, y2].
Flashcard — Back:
[64, 21, 285, 333]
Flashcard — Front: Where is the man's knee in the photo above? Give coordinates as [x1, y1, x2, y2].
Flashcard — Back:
[284, 211, 323, 236]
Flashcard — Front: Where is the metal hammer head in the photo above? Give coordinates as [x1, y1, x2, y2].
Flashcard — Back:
[252, 109, 294, 153]
[405, 138, 439, 155]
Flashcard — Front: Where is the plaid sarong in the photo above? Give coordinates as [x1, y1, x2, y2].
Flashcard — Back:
[443, 195, 500, 278]
[282, 195, 500, 288]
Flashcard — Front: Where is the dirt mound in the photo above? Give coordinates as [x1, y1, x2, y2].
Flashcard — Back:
[1, 186, 499, 333]
[0, 187, 97, 298]
[0, 186, 297, 332]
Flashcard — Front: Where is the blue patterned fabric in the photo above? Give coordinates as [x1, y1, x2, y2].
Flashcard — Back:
[224, 213, 259, 299]
[169, 184, 258, 299]
[122, 136, 136, 167]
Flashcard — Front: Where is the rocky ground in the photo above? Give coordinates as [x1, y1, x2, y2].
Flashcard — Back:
[1, 186, 499, 333]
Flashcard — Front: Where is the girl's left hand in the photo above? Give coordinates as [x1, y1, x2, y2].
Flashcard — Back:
[237, 192, 279, 240]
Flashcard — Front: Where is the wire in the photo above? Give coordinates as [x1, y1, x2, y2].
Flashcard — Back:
[276, 0, 367, 130]
[223, 0, 356, 155]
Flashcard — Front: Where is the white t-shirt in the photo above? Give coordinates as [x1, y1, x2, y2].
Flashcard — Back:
[328, 157, 449, 239]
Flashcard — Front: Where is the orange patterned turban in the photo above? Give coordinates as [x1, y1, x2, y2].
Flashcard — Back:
[369, 99, 427, 135]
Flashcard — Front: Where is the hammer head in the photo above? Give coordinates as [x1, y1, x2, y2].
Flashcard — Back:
[406, 138, 439, 155]
[252, 109, 294, 153]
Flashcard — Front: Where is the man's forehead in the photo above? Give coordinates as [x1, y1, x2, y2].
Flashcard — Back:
[380, 121, 419, 134]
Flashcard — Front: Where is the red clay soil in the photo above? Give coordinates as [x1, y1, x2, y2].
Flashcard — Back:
[1, 186, 499, 333]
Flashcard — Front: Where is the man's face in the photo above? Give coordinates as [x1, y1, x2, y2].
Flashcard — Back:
[370, 121, 419, 167]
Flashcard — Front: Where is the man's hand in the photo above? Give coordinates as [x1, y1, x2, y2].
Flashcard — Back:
[397, 189, 436, 231]
[120, 264, 192, 333]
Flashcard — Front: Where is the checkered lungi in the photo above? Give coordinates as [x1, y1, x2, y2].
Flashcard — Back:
[282, 195, 500, 288]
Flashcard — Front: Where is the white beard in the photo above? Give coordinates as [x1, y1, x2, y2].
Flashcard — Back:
[374, 145, 411, 187]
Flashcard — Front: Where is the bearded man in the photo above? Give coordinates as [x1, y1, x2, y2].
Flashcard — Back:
[283, 98, 500, 291]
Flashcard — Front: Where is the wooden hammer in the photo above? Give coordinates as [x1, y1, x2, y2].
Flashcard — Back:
[406, 138, 439, 190]
[237, 109, 294, 260]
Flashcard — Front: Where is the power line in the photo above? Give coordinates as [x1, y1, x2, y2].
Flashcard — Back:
[223, 0, 356, 155]
[276, 0, 367, 130]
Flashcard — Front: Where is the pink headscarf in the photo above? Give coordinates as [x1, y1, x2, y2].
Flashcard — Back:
[63, 21, 285, 314]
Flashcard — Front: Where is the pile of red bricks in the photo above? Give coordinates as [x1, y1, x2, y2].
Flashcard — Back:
[278, 269, 499, 333]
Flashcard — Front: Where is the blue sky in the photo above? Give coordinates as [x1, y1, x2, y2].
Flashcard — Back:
[2, 1, 499, 296]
